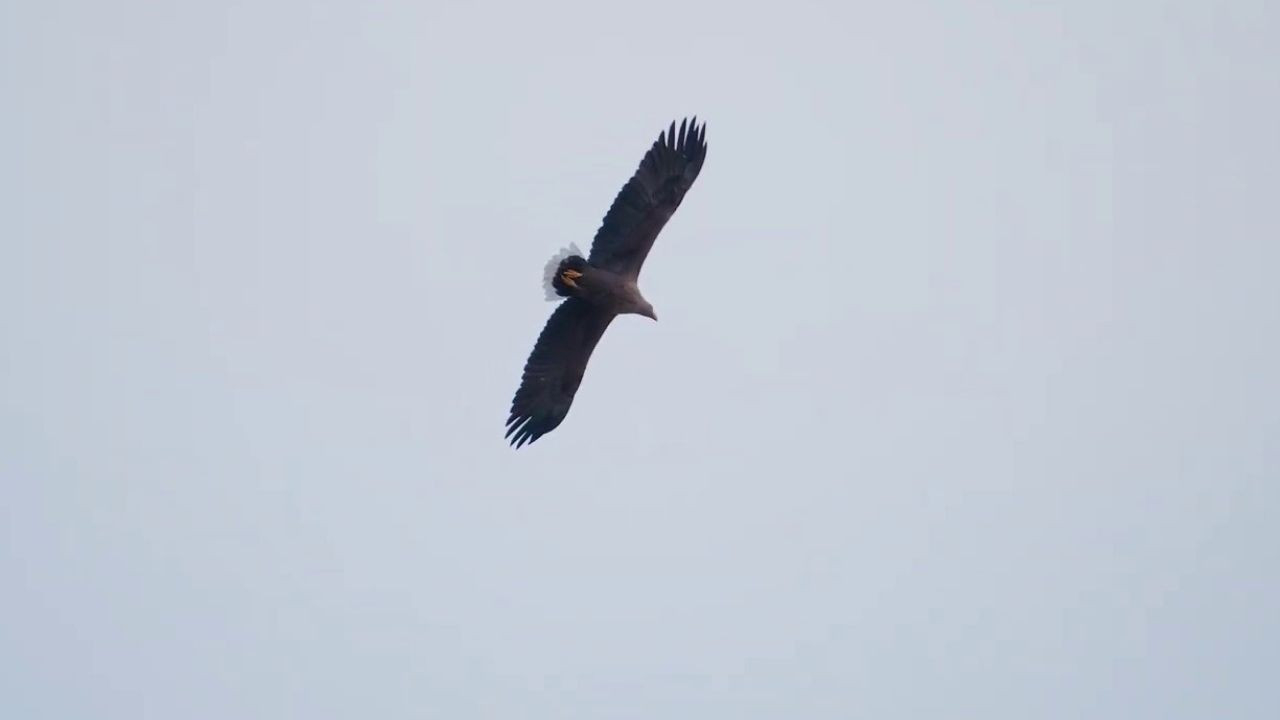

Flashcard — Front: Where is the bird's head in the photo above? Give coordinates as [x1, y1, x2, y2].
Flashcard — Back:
[625, 286, 657, 321]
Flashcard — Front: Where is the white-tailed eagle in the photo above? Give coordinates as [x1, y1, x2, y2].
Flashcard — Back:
[506, 118, 708, 448]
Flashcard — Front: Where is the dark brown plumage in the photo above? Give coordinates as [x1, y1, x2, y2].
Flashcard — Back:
[506, 118, 708, 448]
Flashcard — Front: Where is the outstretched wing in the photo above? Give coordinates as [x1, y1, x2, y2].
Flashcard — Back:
[587, 118, 707, 279]
[506, 299, 615, 448]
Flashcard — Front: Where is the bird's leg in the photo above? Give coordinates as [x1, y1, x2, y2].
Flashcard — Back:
[561, 269, 583, 288]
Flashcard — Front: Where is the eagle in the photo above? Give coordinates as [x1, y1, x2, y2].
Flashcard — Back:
[505, 118, 708, 448]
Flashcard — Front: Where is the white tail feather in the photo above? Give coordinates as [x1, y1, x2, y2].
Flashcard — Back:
[542, 243, 583, 300]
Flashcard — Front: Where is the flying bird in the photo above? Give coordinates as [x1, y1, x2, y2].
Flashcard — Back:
[505, 118, 708, 448]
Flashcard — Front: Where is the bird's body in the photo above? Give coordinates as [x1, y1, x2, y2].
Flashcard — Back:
[506, 118, 708, 448]
[553, 263, 654, 319]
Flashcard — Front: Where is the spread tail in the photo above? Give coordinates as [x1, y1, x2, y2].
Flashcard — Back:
[543, 243, 586, 300]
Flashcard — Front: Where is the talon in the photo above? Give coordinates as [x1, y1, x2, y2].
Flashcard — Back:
[561, 269, 582, 288]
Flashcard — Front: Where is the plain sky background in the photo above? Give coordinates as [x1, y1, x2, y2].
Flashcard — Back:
[3, 1, 1278, 717]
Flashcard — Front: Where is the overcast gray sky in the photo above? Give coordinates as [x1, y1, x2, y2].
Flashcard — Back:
[3, 1, 1278, 718]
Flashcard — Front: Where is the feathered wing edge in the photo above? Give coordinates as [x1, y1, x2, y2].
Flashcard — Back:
[506, 299, 614, 448]
[586, 117, 708, 278]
